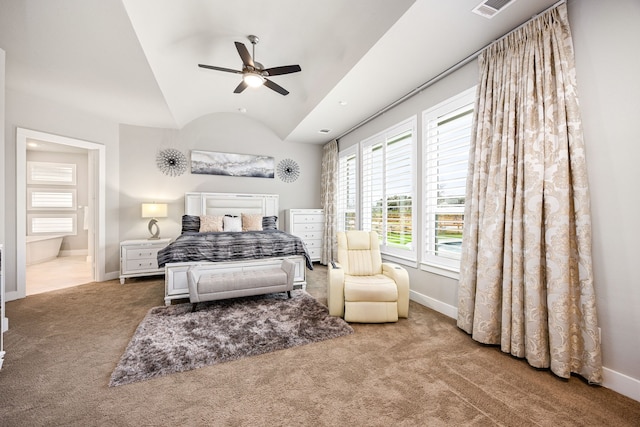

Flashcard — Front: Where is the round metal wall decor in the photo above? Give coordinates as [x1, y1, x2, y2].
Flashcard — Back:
[156, 148, 187, 177]
[277, 158, 300, 183]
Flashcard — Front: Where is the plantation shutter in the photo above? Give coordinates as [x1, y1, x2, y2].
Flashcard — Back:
[337, 147, 358, 231]
[423, 100, 473, 267]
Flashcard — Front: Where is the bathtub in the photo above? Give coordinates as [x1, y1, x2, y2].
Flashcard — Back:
[26, 235, 66, 265]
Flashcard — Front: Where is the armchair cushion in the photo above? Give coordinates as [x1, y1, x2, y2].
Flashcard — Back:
[344, 275, 398, 302]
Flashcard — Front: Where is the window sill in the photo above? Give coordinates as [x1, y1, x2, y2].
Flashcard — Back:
[420, 263, 460, 280]
[381, 253, 418, 269]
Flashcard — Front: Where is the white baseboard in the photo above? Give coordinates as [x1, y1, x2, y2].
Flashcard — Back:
[410, 289, 458, 319]
[410, 290, 640, 403]
[59, 249, 89, 257]
[5, 290, 20, 302]
[603, 367, 640, 403]
[104, 271, 120, 281]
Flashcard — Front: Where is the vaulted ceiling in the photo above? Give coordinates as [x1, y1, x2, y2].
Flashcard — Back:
[0, 0, 560, 144]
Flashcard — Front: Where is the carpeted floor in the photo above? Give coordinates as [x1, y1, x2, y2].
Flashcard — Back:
[110, 290, 353, 387]
[1, 263, 640, 426]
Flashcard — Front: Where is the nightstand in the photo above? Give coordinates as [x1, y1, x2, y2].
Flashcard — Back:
[119, 238, 171, 284]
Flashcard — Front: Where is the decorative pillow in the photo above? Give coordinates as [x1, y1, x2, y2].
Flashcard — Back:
[242, 213, 263, 231]
[262, 215, 278, 230]
[223, 215, 242, 232]
[199, 215, 224, 232]
[181, 215, 200, 233]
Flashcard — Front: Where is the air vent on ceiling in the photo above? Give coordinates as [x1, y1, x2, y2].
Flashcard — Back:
[472, 0, 516, 19]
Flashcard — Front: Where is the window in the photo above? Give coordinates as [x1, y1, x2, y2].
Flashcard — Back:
[26, 161, 79, 235]
[28, 214, 77, 235]
[361, 117, 417, 259]
[28, 188, 77, 210]
[337, 145, 358, 232]
[27, 162, 76, 185]
[422, 87, 475, 271]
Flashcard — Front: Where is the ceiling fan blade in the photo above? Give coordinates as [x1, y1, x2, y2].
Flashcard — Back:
[263, 65, 302, 76]
[198, 64, 243, 74]
[234, 42, 254, 67]
[234, 80, 248, 94]
[264, 78, 289, 96]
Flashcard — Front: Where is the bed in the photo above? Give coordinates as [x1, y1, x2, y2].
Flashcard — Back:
[162, 192, 312, 305]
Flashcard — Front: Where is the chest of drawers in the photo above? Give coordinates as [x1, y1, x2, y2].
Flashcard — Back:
[285, 209, 324, 262]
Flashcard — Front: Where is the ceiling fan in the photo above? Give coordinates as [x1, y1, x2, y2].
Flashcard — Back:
[198, 35, 301, 96]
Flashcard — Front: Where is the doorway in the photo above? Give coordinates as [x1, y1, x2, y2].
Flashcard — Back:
[16, 128, 106, 299]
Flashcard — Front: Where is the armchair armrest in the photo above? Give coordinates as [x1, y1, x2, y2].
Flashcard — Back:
[382, 262, 410, 318]
[327, 261, 345, 317]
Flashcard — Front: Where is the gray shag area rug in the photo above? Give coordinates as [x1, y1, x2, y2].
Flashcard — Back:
[109, 290, 353, 387]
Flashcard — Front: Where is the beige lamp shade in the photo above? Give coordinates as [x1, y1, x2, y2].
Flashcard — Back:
[141, 203, 168, 219]
[141, 203, 168, 239]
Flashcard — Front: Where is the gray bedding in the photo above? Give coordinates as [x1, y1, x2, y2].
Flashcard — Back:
[157, 229, 313, 270]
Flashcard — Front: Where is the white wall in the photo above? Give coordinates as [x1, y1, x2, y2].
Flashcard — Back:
[339, 0, 640, 399]
[4, 88, 120, 294]
[119, 113, 323, 241]
[0, 48, 5, 246]
[568, 0, 640, 393]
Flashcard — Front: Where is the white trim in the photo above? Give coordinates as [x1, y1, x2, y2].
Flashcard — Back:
[420, 262, 460, 281]
[410, 289, 458, 319]
[602, 367, 640, 403]
[421, 86, 475, 272]
[16, 128, 106, 300]
[410, 293, 640, 403]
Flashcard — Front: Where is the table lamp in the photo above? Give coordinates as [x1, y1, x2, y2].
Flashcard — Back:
[141, 202, 168, 239]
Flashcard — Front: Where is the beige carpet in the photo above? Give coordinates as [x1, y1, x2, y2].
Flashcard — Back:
[1, 264, 639, 426]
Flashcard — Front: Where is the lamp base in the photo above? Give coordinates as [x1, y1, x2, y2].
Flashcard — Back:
[147, 218, 161, 240]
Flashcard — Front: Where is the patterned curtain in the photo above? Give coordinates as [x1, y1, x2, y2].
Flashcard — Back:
[320, 140, 338, 265]
[457, 4, 602, 384]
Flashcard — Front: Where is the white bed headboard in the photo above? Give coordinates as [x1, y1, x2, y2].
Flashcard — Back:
[184, 192, 279, 217]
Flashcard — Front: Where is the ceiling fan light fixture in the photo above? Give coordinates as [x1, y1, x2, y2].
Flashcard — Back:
[243, 73, 265, 88]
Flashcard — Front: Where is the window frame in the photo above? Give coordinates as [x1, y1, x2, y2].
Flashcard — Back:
[360, 116, 417, 261]
[421, 87, 476, 275]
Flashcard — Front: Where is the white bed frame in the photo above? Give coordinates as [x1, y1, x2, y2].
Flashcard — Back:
[163, 192, 307, 305]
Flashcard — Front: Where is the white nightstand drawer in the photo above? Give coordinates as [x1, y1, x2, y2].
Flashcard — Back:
[125, 247, 161, 260]
[125, 259, 158, 272]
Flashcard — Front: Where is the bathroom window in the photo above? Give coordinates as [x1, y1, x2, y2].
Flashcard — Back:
[27, 214, 76, 235]
[27, 162, 76, 185]
[27, 188, 76, 210]
[26, 161, 79, 235]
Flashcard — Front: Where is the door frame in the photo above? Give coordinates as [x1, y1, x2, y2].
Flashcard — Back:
[15, 128, 106, 298]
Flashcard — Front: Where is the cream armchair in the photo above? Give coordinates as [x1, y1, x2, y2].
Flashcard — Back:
[328, 231, 409, 323]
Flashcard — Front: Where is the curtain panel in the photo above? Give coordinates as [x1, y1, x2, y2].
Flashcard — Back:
[320, 140, 338, 265]
[457, 4, 602, 384]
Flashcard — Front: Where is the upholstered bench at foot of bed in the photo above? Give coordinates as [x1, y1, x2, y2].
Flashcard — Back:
[187, 259, 296, 311]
